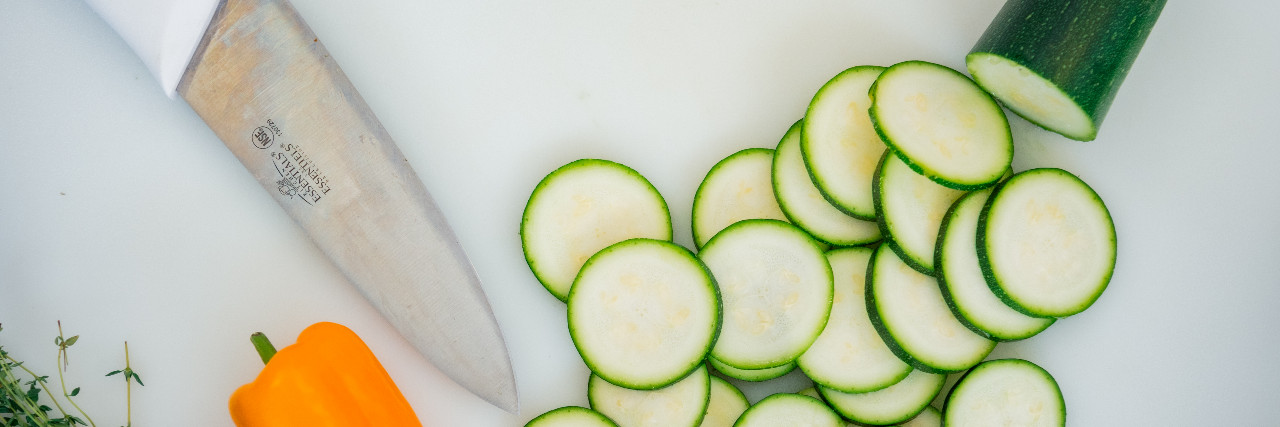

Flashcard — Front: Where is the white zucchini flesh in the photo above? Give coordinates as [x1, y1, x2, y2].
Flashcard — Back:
[801, 66, 888, 220]
[978, 168, 1116, 318]
[797, 248, 911, 393]
[897, 405, 941, 427]
[868, 245, 995, 373]
[936, 188, 1054, 340]
[707, 356, 796, 382]
[818, 369, 945, 426]
[733, 394, 843, 427]
[525, 406, 620, 427]
[589, 365, 711, 427]
[943, 359, 1065, 427]
[568, 239, 720, 390]
[522, 159, 673, 301]
[796, 387, 822, 401]
[874, 151, 969, 275]
[966, 53, 1094, 142]
[691, 148, 789, 249]
[699, 219, 833, 370]
[773, 120, 882, 246]
[698, 376, 749, 427]
[868, 61, 1012, 190]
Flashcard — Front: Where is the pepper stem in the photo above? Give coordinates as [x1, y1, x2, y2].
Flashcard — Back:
[249, 332, 277, 365]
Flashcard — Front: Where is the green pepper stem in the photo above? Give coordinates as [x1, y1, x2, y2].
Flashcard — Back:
[250, 333, 277, 365]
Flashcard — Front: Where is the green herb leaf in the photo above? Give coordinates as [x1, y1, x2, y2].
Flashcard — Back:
[63, 336, 78, 347]
[70, 387, 80, 397]
[105, 370, 122, 377]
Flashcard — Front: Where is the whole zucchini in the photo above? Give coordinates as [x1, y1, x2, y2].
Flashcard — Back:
[966, 0, 1167, 141]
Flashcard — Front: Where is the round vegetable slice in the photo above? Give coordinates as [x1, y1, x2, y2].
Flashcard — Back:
[978, 168, 1116, 318]
[936, 188, 1053, 340]
[525, 406, 620, 427]
[797, 247, 910, 393]
[691, 148, 788, 249]
[707, 356, 795, 382]
[589, 364, 711, 427]
[873, 150, 970, 275]
[733, 394, 842, 427]
[943, 359, 1065, 427]
[568, 239, 720, 390]
[698, 376, 749, 427]
[899, 405, 942, 427]
[773, 120, 882, 246]
[522, 159, 673, 301]
[867, 245, 995, 374]
[801, 65, 888, 220]
[699, 219, 833, 369]
[868, 61, 1012, 190]
[818, 369, 946, 426]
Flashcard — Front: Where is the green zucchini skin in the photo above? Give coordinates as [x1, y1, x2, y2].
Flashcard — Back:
[968, 0, 1166, 141]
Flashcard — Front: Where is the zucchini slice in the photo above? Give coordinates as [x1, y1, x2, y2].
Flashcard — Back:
[943, 359, 1065, 427]
[967, 0, 1167, 141]
[522, 159, 673, 301]
[589, 364, 711, 427]
[801, 66, 888, 220]
[936, 188, 1054, 340]
[867, 245, 995, 374]
[699, 219, 833, 370]
[698, 376, 749, 427]
[568, 239, 720, 390]
[978, 168, 1116, 318]
[525, 406, 620, 427]
[773, 120, 882, 246]
[707, 356, 795, 383]
[691, 148, 789, 249]
[873, 150, 971, 275]
[868, 61, 1012, 190]
[797, 247, 911, 393]
[899, 405, 942, 427]
[733, 394, 843, 427]
[818, 369, 945, 426]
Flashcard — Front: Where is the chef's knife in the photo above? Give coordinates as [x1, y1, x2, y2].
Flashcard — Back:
[82, 0, 519, 412]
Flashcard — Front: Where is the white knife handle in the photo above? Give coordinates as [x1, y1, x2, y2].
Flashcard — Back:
[83, 0, 222, 98]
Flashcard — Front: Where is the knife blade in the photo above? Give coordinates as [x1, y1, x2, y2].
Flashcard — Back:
[82, 0, 519, 412]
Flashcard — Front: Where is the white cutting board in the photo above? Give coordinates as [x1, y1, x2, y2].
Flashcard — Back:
[2, 1, 1278, 425]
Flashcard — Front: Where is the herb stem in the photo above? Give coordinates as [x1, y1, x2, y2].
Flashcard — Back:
[2, 351, 58, 425]
[56, 325, 95, 427]
[125, 341, 132, 427]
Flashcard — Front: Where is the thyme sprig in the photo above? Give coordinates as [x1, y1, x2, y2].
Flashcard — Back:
[0, 323, 143, 427]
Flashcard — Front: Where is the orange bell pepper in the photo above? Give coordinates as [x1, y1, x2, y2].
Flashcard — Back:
[228, 322, 422, 426]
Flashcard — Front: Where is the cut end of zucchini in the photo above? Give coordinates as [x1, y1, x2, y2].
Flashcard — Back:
[966, 53, 1097, 142]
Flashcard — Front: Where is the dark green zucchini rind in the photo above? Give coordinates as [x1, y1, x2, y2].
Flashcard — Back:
[967, 0, 1167, 141]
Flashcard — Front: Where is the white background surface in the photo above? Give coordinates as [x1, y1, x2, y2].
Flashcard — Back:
[2, 0, 1278, 425]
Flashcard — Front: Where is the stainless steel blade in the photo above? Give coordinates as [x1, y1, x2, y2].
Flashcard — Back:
[175, 0, 518, 412]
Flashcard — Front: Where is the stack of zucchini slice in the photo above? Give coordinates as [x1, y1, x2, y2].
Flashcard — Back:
[517, 0, 1158, 416]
